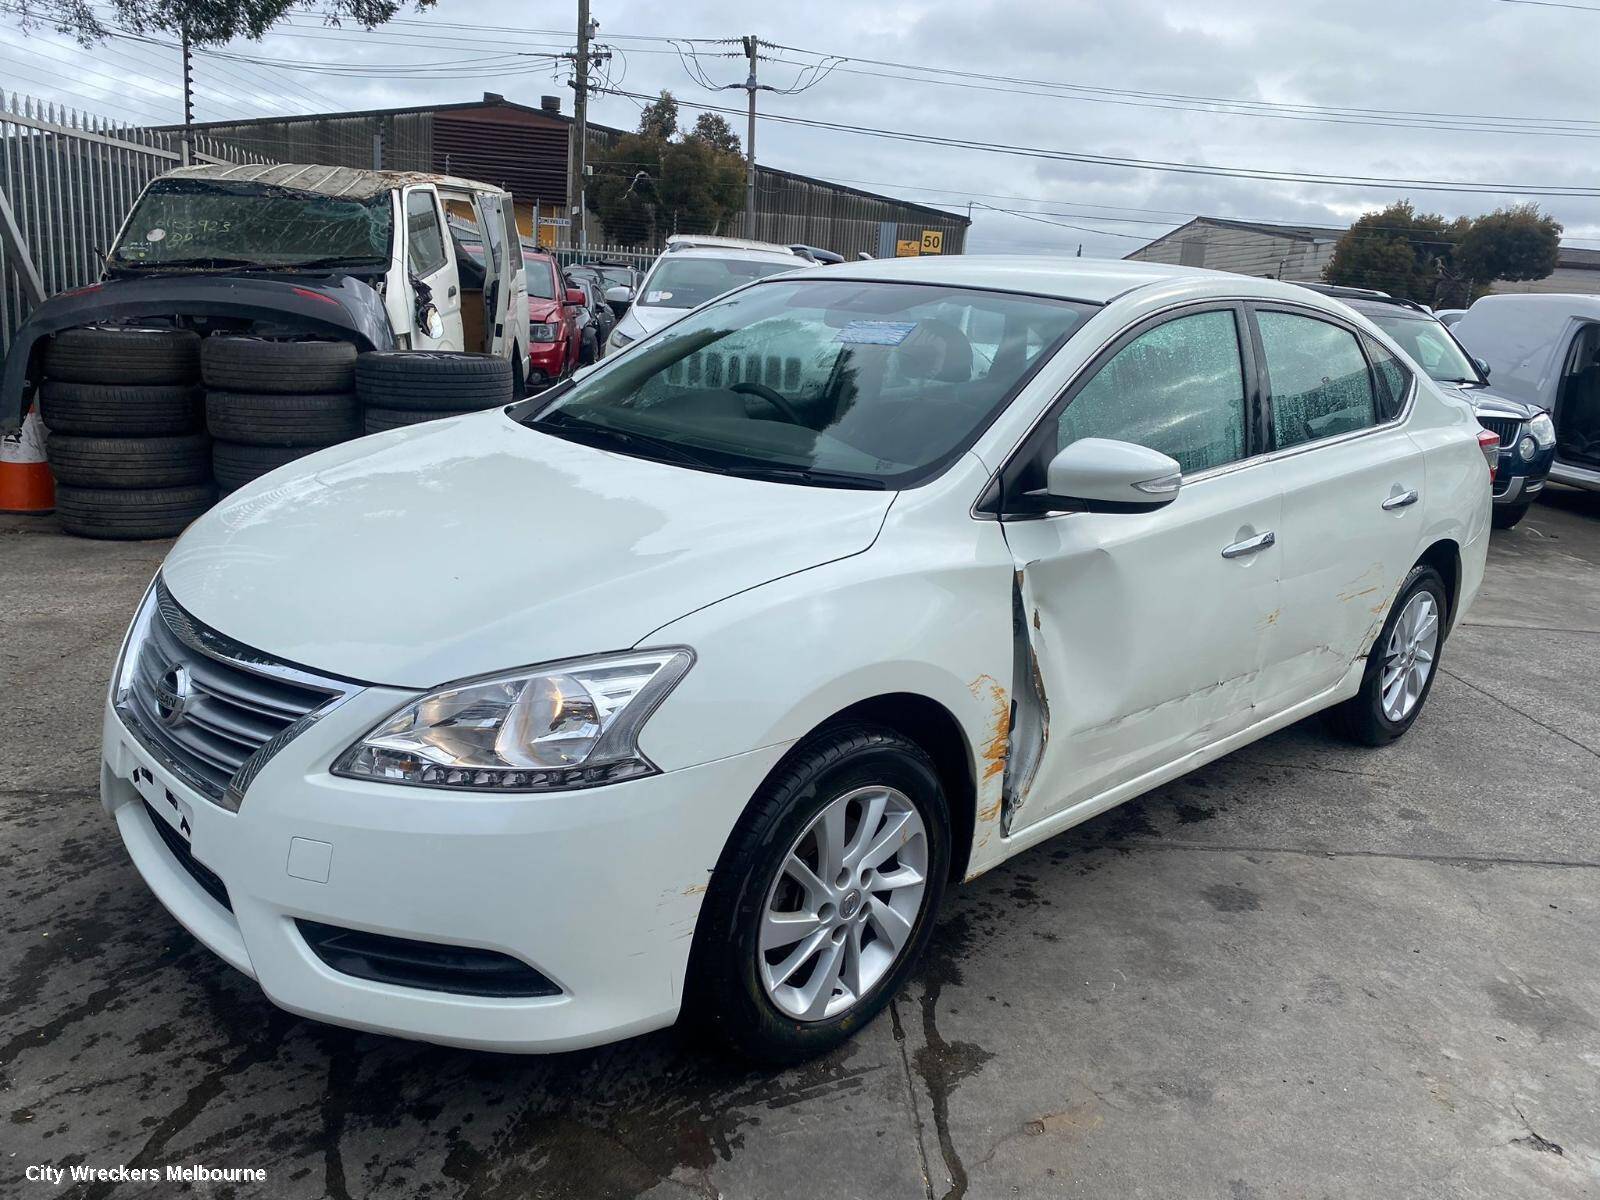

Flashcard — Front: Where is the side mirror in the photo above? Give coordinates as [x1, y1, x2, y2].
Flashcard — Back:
[604, 284, 633, 307]
[564, 287, 587, 307]
[1473, 356, 1491, 379]
[1030, 438, 1182, 514]
[418, 302, 443, 341]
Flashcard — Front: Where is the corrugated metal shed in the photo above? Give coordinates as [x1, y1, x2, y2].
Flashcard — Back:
[160, 97, 967, 259]
[1126, 217, 1339, 281]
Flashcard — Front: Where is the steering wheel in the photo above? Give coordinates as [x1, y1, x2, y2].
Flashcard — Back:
[731, 381, 804, 425]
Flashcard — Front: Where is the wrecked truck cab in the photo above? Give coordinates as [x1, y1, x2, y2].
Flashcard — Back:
[2, 162, 531, 430]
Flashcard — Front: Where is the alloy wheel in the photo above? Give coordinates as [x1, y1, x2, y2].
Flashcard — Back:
[758, 785, 929, 1022]
[1381, 590, 1440, 722]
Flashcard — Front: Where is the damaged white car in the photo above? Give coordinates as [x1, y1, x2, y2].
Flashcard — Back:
[103, 257, 1492, 1062]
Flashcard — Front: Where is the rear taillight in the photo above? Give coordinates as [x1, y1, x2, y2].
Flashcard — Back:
[1477, 429, 1502, 481]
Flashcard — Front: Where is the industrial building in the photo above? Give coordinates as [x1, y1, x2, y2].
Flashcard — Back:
[160, 94, 968, 259]
[1126, 215, 1599, 295]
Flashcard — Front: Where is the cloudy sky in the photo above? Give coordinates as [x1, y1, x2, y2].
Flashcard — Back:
[5, 0, 1600, 257]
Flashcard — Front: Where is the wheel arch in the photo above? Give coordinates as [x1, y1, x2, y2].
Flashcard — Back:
[1416, 537, 1462, 628]
[748, 692, 979, 886]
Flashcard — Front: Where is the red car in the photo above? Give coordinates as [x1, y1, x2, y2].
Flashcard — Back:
[523, 248, 584, 386]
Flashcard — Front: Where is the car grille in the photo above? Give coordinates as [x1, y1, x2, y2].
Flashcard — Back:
[1477, 415, 1522, 447]
[119, 581, 351, 807]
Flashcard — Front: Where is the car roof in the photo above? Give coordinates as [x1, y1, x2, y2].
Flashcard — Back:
[1294, 281, 1433, 317]
[796, 255, 1286, 305]
[663, 233, 799, 258]
[163, 162, 505, 200]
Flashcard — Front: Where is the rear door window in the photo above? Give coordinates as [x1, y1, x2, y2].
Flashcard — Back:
[1257, 310, 1377, 450]
[1364, 336, 1412, 421]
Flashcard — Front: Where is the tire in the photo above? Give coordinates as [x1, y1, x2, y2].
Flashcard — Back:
[362, 406, 461, 435]
[213, 442, 323, 493]
[38, 380, 202, 436]
[43, 327, 200, 385]
[1328, 564, 1449, 746]
[1492, 501, 1531, 530]
[56, 483, 215, 540]
[686, 723, 951, 1065]
[47, 433, 211, 489]
[355, 351, 514, 412]
[206, 391, 360, 446]
[201, 337, 358, 394]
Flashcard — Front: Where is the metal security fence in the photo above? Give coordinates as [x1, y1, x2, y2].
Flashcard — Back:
[553, 243, 659, 274]
[0, 88, 272, 353]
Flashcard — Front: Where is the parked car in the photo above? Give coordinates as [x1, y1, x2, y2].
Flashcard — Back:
[3, 163, 532, 427]
[565, 279, 600, 366]
[1451, 294, 1600, 494]
[1435, 308, 1467, 329]
[101, 257, 1492, 1063]
[567, 277, 615, 359]
[520, 246, 584, 387]
[1303, 284, 1555, 528]
[604, 234, 812, 354]
[568, 262, 642, 320]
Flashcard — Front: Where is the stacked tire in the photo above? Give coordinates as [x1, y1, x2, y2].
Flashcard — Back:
[202, 338, 360, 493]
[357, 351, 516, 434]
[38, 327, 213, 540]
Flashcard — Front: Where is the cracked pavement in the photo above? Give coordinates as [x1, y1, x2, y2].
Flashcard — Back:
[2, 490, 1598, 1199]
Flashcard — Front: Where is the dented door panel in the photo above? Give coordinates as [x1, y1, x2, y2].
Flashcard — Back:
[998, 469, 1283, 836]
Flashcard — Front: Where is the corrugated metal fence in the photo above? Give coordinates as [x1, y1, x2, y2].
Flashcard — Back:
[0, 88, 272, 353]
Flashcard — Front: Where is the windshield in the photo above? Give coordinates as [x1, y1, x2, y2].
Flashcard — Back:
[637, 255, 800, 309]
[1367, 310, 1480, 384]
[526, 279, 1093, 488]
[523, 253, 558, 300]
[111, 179, 392, 268]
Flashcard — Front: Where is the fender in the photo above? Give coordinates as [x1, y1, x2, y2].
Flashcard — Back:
[2, 273, 395, 430]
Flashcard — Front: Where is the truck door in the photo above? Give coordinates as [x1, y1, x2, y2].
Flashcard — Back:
[474, 191, 511, 359]
[401, 186, 463, 351]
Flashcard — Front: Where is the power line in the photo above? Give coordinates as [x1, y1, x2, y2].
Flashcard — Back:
[601, 87, 1600, 197]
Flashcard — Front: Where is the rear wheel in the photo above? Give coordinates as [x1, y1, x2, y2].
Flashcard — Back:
[687, 724, 950, 1064]
[1492, 501, 1532, 530]
[1329, 565, 1447, 745]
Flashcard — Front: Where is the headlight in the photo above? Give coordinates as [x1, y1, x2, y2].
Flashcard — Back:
[333, 649, 693, 791]
[608, 328, 635, 350]
[530, 322, 559, 343]
[1518, 435, 1537, 462]
[1529, 412, 1556, 449]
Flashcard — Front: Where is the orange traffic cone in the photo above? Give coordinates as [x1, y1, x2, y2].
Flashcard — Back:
[0, 405, 55, 514]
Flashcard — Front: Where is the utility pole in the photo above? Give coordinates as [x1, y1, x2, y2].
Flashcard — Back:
[742, 35, 758, 239]
[180, 22, 194, 165]
[567, 0, 596, 252]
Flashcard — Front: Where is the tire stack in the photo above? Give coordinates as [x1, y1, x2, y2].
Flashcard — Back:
[38, 328, 213, 540]
[202, 338, 361, 494]
[358, 352, 516, 434]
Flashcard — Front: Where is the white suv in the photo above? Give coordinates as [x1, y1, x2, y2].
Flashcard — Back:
[605, 234, 812, 353]
[103, 257, 1493, 1063]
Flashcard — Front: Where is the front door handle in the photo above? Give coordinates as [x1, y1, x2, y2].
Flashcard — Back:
[1382, 489, 1419, 511]
[446, 285, 458, 299]
[1221, 530, 1276, 559]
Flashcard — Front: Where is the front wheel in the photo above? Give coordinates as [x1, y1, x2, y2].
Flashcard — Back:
[687, 724, 950, 1064]
[1329, 565, 1447, 746]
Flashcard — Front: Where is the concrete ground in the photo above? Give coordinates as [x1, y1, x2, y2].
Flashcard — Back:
[2, 490, 1598, 1200]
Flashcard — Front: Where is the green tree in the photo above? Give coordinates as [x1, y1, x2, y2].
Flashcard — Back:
[686, 112, 741, 157]
[1324, 200, 1561, 306]
[587, 91, 746, 245]
[17, 0, 431, 46]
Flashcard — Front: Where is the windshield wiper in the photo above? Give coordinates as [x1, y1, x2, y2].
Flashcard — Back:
[537, 416, 716, 468]
[113, 256, 265, 270]
[713, 463, 888, 490]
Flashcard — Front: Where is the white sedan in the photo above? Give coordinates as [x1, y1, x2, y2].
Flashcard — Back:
[103, 256, 1493, 1063]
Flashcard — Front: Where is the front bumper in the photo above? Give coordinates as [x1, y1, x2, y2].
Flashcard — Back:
[1492, 443, 1556, 506]
[526, 340, 566, 381]
[102, 697, 788, 1053]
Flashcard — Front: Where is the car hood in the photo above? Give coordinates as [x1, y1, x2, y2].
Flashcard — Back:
[527, 298, 562, 323]
[1436, 381, 1542, 419]
[624, 304, 687, 338]
[161, 411, 894, 688]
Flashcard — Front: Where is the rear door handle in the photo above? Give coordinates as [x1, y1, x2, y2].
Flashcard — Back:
[1382, 489, 1419, 511]
[1221, 531, 1276, 559]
